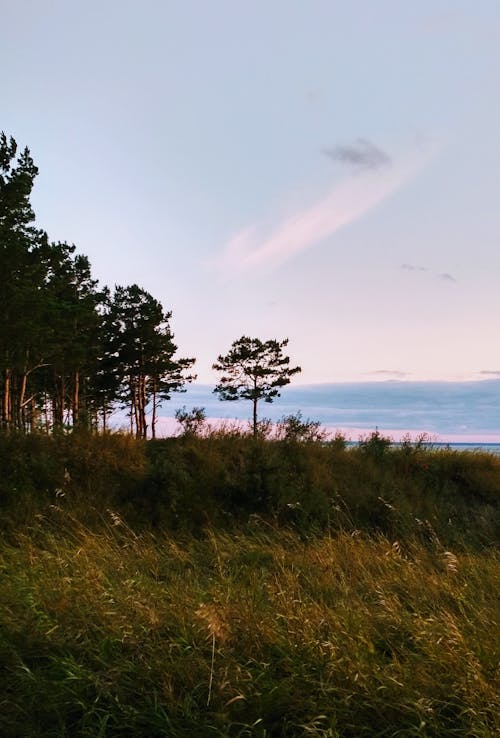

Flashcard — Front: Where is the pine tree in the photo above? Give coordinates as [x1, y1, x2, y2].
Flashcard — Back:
[0, 133, 50, 431]
[213, 337, 301, 435]
[107, 285, 195, 438]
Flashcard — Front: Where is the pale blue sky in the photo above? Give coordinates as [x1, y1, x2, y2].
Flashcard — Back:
[2, 0, 500, 383]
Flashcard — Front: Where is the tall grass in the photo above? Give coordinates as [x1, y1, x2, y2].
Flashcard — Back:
[1, 519, 498, 736]
[0, 431, 499, 735]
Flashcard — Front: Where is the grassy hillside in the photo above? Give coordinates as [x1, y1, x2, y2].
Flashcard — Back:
[0, 431, 499, 736]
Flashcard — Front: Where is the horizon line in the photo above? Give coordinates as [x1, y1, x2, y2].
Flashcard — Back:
[178, 376, 500, 389]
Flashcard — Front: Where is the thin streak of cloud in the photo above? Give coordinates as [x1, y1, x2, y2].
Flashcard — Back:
[401, 264, 457, 283]
[370, 370, 410, 378]
[222, 147, 435, 274]
[401, 263, 428, 272]
[306, 88, 321, 105]
[438, 272, 457, 282]
[323, 138, 391, 172]
[479, 370, 500, 377]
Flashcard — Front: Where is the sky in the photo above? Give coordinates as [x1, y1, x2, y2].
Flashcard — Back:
[2, 1, 500, 403]
[159, 379, 500, 444]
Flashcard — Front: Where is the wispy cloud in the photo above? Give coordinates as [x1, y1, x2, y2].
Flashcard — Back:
[401, 263, 428, 272]
[221, 146, 434, 274]
[323, 138, 391, 172]
[479, 369, 500, 377]
[401, 264, 457, 283]
[370, 370, 410, 379]
[306, 88, 321, 105]
[438, 272, 456, 283]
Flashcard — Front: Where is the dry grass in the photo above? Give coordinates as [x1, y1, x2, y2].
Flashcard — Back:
[1, 515, 498, 737]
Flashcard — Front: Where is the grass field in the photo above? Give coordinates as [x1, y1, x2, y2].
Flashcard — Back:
[0, 431, 499, 736]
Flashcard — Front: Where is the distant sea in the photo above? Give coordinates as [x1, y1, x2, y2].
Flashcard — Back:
[155, 379, 500, 447]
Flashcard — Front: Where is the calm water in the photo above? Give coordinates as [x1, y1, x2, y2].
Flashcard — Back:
[166, 379, 500, 442]
[347, 442, 500, 455]
[424, 443, 500, 455]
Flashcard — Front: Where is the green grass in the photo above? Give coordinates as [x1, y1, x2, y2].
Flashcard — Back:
[0, 431, 499, 736]
[1, 519, 498, 736]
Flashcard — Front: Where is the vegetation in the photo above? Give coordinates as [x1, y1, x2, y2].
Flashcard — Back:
[213, 337, 301, 436]
[0, 133, 194, 437]
[0, 430, 499, 736]
[1, 131, 499, 736]
[2, 132, 307, 439]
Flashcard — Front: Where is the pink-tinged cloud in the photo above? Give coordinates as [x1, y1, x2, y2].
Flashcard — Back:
[222, 147, 434, 273]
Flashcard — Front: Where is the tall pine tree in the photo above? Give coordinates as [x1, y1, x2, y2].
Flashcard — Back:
[107, 285, 195, 438]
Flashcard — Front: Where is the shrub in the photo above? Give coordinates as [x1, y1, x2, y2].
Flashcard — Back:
[358, 428, 392, 459]
[276, 411, 328, 443]
[174, 406, 207, 436]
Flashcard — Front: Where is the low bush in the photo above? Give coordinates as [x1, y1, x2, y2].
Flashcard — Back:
[1, 430, 499, 548]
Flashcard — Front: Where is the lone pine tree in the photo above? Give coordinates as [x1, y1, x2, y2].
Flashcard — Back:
[213, 336, 301, 435]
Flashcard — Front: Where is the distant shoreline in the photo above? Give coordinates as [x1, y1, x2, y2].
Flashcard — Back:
[151, 379, 500, 442]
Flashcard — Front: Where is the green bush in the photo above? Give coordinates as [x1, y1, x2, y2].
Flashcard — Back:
[0, 430, 499, 547]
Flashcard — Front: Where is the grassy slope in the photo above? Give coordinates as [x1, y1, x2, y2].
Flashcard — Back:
[0, 432, 499, 737]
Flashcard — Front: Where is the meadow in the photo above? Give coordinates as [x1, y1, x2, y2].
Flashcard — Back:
[0, 429, 499, 737]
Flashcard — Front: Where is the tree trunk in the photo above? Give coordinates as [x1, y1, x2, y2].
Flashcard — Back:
[253, 397, 258, 436]
[139, 374, 147, 439]
[132, 381, 140, 437]
[151, 377, 157, 439]
[52, 371, 65, 430]
[3, 368, 11, 431]
[44, 391, 51, 433]
[18, 370, 27, 431]
[29, 396, 36, 433]
[72, 370, 79, 428]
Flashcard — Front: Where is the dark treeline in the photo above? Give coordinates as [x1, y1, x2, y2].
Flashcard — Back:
[0, 133, 195, 437]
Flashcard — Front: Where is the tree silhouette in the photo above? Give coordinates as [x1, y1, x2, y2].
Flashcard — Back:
[107, 285, 195, 438]
[213, 336, 301, 435]
[0, 132, 194, 436]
